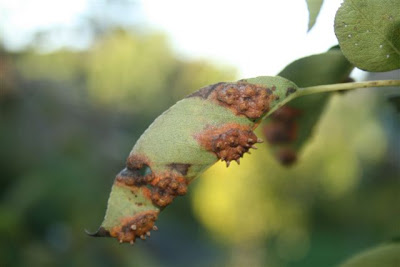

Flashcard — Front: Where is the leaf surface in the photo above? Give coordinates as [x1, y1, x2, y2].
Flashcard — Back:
[93, 76, 299, 243]
[306, 0, 324, 31]
[334, 0, 400, 71]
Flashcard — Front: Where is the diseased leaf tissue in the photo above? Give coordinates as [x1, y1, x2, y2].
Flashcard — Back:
[90, 76, 299, 244]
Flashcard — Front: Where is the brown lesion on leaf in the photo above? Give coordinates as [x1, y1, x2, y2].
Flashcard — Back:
[186, 82, 224, 99]
[126, 154, 150, 170]
[211, 82, 277, 120]
[167, 163, 191, 176]
[116, 167, 154, 186]
[285, 87, 297, 97]
[188, 81, 278, 120]
[148, 172, 188, 207]
[195, 123, 263, 167]
[116, 154, 154, 186]
[117, 157, 189, 208]
[263, 106, 302, 166]
[109, 210, 159, 244]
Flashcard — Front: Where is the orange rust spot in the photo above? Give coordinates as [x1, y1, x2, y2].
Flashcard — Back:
[149, 172, 188, 207]
[141, 187, 153, 200]
[115, 171, 188, 208]
[109, 210, 159, 244]
[195, 123, 262, 166]
[117, 152, 191, 208]
[209, 82, 277, 120]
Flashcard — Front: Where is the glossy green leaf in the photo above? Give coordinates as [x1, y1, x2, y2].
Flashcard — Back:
[306, 0, 324, 31]
[261, 47, 354, 165]
[334, 0, 400, 71]
[339, 243, 400, 267]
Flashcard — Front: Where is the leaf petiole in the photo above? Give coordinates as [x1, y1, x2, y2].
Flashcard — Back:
[299, 80, 400, 97]
[265, 79, 400, 117]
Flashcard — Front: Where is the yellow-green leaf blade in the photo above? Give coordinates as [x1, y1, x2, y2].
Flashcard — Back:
[306, 0, 324, 31]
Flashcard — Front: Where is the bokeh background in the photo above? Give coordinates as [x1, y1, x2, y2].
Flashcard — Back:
[1, 0, 399, 266]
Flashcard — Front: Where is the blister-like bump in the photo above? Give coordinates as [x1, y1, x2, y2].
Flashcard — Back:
[210, 82, 277, 119]
[109, 210, 159, 244]
[196, 124, 263, 167]
[149, 174, 188, 207]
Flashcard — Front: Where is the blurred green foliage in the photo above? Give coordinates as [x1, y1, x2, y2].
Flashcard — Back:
[1, 24, 399, 267]
[0, 29, 236, 267]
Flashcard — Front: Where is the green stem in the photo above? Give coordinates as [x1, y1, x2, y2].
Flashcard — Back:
[265, 79, 400, 117]
[299, 79, 400, 97]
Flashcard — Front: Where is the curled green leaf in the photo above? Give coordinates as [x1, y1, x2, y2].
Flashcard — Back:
[91, 76, 299, 244]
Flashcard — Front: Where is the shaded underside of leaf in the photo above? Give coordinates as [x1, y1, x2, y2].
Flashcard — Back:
[262, 48, 354, 165]
[306, 0, 324, 31]
[334, 0, 400, 71]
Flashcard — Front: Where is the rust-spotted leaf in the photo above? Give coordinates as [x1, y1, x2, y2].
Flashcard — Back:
[90, 76, 299, 244]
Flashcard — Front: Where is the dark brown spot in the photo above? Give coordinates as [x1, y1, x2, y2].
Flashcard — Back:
[186, 82, 224, 99]
[116, 167, 154, 186]
[116, 154, 155, 186]
[126, 154, 151, 170]
[167, 163, 191, 176]
[285, 87, 297, 96]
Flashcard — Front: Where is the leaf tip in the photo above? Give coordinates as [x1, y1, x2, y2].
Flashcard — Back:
[85, 227, 111, 237]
